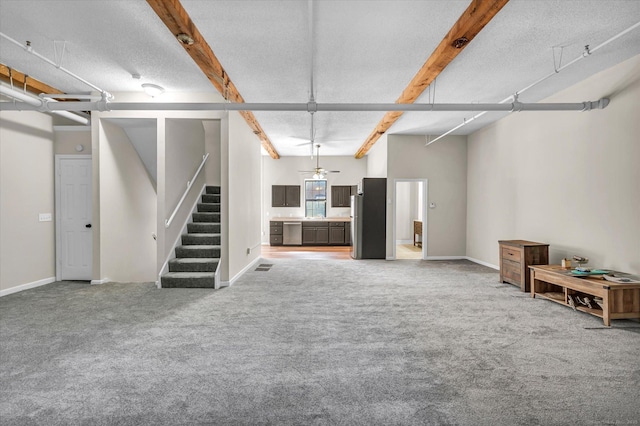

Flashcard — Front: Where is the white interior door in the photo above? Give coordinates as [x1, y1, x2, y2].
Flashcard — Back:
[56, 156, 92, 280]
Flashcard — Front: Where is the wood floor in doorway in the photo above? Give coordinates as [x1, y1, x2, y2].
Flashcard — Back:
[396, 243, 422, 259]
[261, 246, 352, 260]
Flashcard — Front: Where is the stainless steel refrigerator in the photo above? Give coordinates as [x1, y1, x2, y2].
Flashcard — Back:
[351, 178, 386, 259]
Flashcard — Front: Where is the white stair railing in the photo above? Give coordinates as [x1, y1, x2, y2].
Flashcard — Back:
[165, 153, 209, 228]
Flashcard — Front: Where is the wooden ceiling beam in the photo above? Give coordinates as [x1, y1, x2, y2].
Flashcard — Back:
[147, 0, 280, 159]
[354, 0, 510, 159]
[0, 63, 65, 96]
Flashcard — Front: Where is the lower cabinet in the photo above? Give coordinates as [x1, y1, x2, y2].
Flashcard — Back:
[316, 227, 329, 244]
[329, 225, 345, 245]
[345, 222, 351, 245]
[269, 221, 283, 246]
[302, 222, 329, 245]
[271, 220, 351, 246]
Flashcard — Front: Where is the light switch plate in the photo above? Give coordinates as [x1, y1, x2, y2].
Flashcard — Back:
[39, 213, 52, 222]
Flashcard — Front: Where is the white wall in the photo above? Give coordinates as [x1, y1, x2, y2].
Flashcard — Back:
[164, 119, 205, 262]
[55, 130, 92, 155]
[123, 123, 157, 185]
[98, 120, 157, 282]
[225, 111, 262, 282]
[366, 134, 388, 177]
[203, 120, 221, 186]
[261, 155, 368, 243]
[467, 54, 640, 273]
[386, 135, 467, 258]
[0, 112, 55, 292]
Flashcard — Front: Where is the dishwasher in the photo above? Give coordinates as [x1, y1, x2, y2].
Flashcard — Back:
[283, 222, 302, 245]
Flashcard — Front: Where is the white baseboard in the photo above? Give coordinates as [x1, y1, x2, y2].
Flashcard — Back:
[465, 256, 499, 270]
[395, 239, 414, 245]
[0, 276, 56, 297]
[90, 279, 109, 285]
[425, 256, 466, 261]
[220, 257, 261, 287]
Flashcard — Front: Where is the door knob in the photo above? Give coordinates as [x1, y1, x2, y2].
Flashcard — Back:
[85, 224, 92, 228]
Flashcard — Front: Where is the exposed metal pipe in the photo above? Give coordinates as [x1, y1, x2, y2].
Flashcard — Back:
[425, 20, 640, 146]
[0, 31, 113, 100]
[40, 93, 103, 100]
[0, 84, 90, 125]
[308, 0, 317, 158]
[0, 100, 608, 112]
[308, 0, 315, 104]
[0, 99, 609, 113]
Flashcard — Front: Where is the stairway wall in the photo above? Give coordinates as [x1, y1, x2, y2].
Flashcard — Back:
[223, 111, 262, 283]
[203, 120, 221, 187]
[163, 119, 206, 264]
[98, 120, 157, 282]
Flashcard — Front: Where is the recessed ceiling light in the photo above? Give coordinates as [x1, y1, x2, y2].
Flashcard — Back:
[141, 83, 164, 97]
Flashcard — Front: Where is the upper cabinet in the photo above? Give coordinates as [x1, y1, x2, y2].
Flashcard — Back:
[272, 185, 301, 207]
[331, 185, 357, 207]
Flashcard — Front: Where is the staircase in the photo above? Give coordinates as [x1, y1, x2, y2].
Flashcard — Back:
[161, 186, 221, 288]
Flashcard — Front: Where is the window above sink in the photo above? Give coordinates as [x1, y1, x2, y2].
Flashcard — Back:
[304, 179, 326, 218]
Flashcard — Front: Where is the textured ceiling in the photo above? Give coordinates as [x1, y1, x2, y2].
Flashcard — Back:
[1, 0, 639, 156]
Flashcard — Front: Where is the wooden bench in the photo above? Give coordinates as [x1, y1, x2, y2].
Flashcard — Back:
[413, 220, 422, 247]
[529, 265, 640, 326]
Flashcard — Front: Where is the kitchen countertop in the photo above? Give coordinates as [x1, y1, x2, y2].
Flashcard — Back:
[271, 217, 351, 222]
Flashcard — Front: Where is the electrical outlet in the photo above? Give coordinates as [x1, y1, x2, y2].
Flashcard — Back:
[39, 213, 52, 222]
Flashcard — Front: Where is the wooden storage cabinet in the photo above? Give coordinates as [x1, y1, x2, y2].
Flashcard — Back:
[329, 222, 345, 245]
[413, 220, 422, 247]
[269, 221, 283, 245]
[331, 185, 357, 207]
[302, 221, 329, 245]
[272, 185, 300, 207]
[344, 222, 351, 245]
[499, 240, 549, 292]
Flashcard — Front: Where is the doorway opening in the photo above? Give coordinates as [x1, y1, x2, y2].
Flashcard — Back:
[393, 179, 427, 260]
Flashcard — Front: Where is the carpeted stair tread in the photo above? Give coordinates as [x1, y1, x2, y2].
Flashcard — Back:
[206, 186, 221, 195]
[182, 232, 221, 246]
[188, 223, 220, 233]
[175, 245, 221, 258]
[193, 212, 220, 223]
[197, 203, 221, 213]
[202, 194, 220, 203]
[181, 233, 221, 245]
[169, 258, 219, 272]
[161, 272, 216, 288]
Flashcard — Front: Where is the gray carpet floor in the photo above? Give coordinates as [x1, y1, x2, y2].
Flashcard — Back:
[1, 259, 639, 425]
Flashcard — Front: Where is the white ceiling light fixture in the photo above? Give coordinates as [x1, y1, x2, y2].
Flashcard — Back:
[141, 83, 164, 97]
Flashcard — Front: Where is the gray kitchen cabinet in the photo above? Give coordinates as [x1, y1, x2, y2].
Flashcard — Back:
[329, 225, 345, 245]
[269, 221, 283, 246]
[345, 221, 351, 245]
[302, 221, 329, 245]
[331, 185, 356, 207]
[272, 185, 300, 207]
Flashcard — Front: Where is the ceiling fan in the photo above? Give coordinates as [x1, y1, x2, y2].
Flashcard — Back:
[299, 144, 340, 179]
